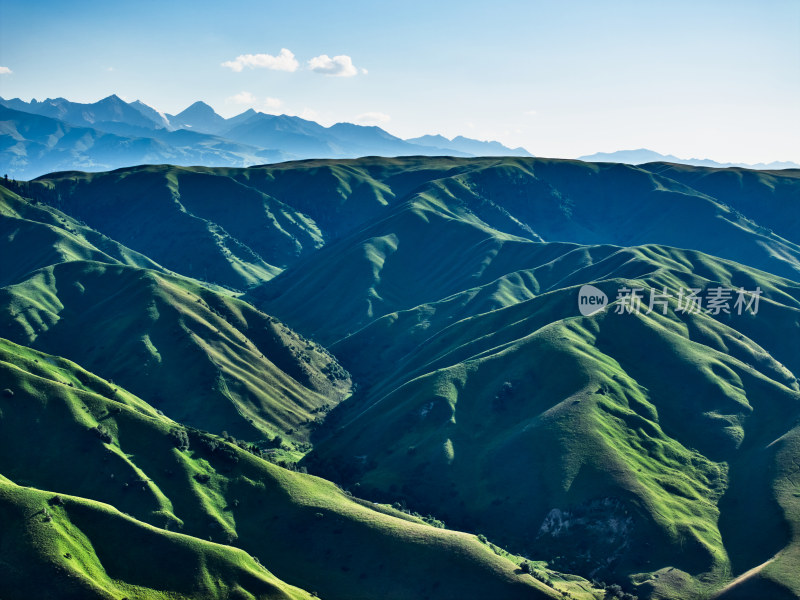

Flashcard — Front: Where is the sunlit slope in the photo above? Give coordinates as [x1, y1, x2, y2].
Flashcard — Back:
[0, 338, 563, 600]
[0, 261, 350, 441]
[0, 184, 165, 286]
[32, 157, 800, 292]
[12, 156, 800, 600]
[0, 479, 314, 600]
[332, 244, 800, 396]
[307, 245, 800, 599]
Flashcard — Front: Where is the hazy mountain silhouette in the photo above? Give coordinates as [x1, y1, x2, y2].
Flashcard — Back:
[1, 95, 534, 179]
[580, 148, 800, 170]
[408, 134, 532, 157]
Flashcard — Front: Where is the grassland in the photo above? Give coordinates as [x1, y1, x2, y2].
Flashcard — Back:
[28, 156, 800, 293]
[1, 158, 799, 599]
[0, 337, 571, 599]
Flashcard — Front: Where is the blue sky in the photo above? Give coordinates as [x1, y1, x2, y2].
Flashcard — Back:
[1, 0, 798, 163]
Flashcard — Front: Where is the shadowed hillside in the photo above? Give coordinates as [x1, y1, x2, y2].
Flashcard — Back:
[28, 157, 800, 293]
[0, 184, 166, 286]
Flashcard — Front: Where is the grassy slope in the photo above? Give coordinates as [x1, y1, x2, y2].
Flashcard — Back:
[397, 158, 800, 281]
[640, 163, 800, 246]
[240, 185, 800, 597]
[306, 242, 800, 599]
[27, 167, 317, 289]
[0, 479, 314, 600]
[0, 338, 568, 600]
[0, 260, 350, 442]
[31, 157, 800, 292]
[246, 194, 591, 345]
[0, 184, 165, 286]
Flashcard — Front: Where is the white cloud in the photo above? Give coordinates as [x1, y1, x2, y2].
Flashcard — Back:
[263, 97, 282, 109]
[227, 91, 257, 104]
[308, 54, 359, 77]
[222, 49, 298, 72]
[0, 67, 12, 75]
[354, 112, 391, 126]
[524, 109, 537, 116]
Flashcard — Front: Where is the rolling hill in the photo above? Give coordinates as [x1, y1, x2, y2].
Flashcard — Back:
[27, 157, 800, 297]
[1, 155, 798, 599]
[0, 337, 571, 600]
[229, 160, 799, 598]
[243, 158, 800, 339]
[1, 184, 350, 441]
[304, 241, 800, 598]
[0, 184, 166, 286]
[0, 259, 350, 442]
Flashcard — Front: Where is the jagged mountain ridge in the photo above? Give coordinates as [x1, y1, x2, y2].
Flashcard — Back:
[0, 96, 528, 179]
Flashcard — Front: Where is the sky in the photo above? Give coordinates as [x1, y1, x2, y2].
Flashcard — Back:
[1, 0, 798, 163]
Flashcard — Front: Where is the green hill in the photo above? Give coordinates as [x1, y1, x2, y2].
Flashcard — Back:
[233, 175, 799, 598]
[3, 157, 799, 599]
[246, 194, 600, 344]
[0, 338, 570, 600]
[0, 184, 166, 286]
[22, 166, 322, 289]
[0, 479, 314, 600]
[639, 163, 800, 246]
[0, 260, 350, 442]
[299, 240, 800, 598]
[29, 157, 800, 292]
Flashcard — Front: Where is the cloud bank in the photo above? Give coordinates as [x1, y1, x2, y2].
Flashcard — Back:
[222, 50, 364, 78]
[308, 54, 359, 77]
[222, 49, 298, 72]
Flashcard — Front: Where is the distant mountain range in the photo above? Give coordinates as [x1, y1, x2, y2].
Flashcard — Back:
[0, 95, 531, 179]
[580, 148, 800, 170]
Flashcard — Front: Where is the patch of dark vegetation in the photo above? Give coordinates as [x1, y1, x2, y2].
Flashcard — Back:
[592, 581, 639, 600]
[322, 360, 349, 382]
[302, 449, 369, 485]
[390, 502, 446, 528]
[491, 380, 516, 412]
[168, 427, 190, 451]
[89, 425, 112, 444]
[475, 533, 506, 557]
